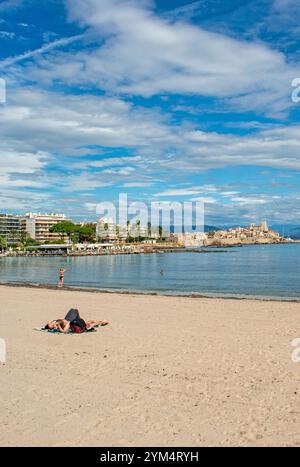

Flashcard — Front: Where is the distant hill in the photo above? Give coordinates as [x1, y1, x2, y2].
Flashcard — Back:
[204, 225, 219, 232]
[270, 224, 300, 239]
[289, 229, 300, 239]
[172, 225, 219, 233]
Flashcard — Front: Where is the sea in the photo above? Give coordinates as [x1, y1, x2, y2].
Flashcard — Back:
[0, 243, 300, 300]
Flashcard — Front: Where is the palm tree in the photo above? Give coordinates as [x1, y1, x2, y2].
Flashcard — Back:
[159, 225, 163, 241]
[103, 222, 109, 241]
[126, 220, 131, 241]
[116, 225, 120, 243]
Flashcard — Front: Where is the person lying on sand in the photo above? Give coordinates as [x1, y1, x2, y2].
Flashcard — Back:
[44, 308, 109, 334]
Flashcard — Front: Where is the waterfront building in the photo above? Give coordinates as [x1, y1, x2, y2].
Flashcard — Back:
[0, 214, 22, 244]
[175, 232, 206, 247]
[22, 213, 69, 243]
[96, 218, 118, 242]
[128, 222, 147, 238]
[96, 217, 152, 242]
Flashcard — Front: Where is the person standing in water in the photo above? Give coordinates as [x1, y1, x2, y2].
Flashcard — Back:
[58, 268, 66, 288]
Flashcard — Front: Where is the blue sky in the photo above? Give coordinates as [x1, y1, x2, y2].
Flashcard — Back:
[0, 0, 300, 225]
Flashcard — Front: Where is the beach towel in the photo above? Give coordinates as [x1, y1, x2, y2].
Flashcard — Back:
[34, 325, 99, 334]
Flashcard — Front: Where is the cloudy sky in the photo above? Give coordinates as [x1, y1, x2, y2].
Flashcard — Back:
[0, 0, 300, 225]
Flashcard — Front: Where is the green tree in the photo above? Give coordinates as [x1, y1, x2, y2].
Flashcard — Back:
[78, 224, 96, 243]
[0, 236, 7, 252]
[20, 232, 36, 247]
[50, 221, 96, 244]
[70, 231, 80, 244]
[50, 221, 78, 240]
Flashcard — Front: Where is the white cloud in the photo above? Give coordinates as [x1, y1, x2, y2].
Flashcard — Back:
[231, 196, 268, 205]
[89, 156, 141, 168]
[122, 182, 153, 188]
[0, 88, 173, 154]
[161, 126, 300, 172]
[102, 166, 135, 176]
[3, 0, 296, 114]
[190, 196, 217, 204]
[0, 148, 47, 173]
[34, 0, 294, 114]
[3, 86, 300, 201]
[154, 188, 203, 197]
[0, 146, 50, 211]
[61, 173, 113, 192]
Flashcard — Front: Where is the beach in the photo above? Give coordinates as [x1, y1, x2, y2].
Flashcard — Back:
[0, 285, 299, 447]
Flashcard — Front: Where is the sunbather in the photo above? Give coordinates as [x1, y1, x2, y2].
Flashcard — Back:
[44, 308, 109, 333]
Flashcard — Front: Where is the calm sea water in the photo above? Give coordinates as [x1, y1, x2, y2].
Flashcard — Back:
[0, 243, 300, 299]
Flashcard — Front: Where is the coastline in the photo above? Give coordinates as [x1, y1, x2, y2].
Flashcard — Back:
[1, 285, 299, 446]
[0, 240, 295, 259]
[1, 281, 300, 303]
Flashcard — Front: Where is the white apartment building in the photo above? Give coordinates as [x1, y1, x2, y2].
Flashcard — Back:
[22, 213, 68, 243]
[96, 218, 156, 243]
[96, 218, 119, 242]
[128, 222, 147, 238]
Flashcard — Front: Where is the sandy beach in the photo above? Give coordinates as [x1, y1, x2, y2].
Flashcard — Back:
[0, 285, 299, 447]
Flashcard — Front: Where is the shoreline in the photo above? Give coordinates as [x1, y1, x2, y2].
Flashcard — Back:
[0, 241, 296, 259]
[0, 248, 229, 258]
[1, 281, 299, 303]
